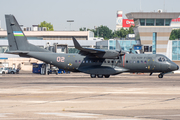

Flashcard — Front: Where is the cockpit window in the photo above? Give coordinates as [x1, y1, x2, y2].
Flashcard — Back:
[158, 57, 168, 62]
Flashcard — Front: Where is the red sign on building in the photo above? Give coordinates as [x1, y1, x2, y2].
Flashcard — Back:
[172, 18, 180, 22]
[122, 19, 135, 28]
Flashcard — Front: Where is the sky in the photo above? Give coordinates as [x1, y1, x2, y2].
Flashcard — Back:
[0, 0, 180, 31]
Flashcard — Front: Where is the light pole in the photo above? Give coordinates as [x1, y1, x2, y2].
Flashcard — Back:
[67, 20, 74, 31]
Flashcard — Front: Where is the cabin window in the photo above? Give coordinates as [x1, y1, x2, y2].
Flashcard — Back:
[141, 60, 143, 63]
[83, 60, 85, 63]
[137, 60, 139, 63]
[93, 60, 96, 63]
[79, 60, 81, 63]
[108, 61, 110, 63]
[133, 60, 136, 63]
[144, 60, 147, 64]
[100, 61, 103, 63]
[111, 61, 114, 63]
[89, 60, 92, 63]
[104, 61, 106, 63]
[86, 60, 88, 63]
[75, 60, 77, 63]
[126, 60, 128, 63]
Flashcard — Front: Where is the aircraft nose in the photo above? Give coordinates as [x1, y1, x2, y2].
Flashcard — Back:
[171, 63, 179, 71]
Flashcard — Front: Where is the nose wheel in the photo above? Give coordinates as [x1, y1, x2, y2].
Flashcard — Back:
[158, 74, 163, 78]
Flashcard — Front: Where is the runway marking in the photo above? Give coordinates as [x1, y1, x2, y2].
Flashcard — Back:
[135, 114, 180, 117]
[0, 113, 13, 117]
[37, 112, 101, 118]
[102, 118, 141, 120]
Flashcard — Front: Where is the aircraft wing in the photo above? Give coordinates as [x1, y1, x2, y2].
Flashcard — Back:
[72, 37, 106, 54]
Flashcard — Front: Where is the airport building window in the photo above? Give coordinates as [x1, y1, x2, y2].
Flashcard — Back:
[172, 41, 180, 60]
[152, 32, 157, 54]
[0, 46, 9, 53]
[144, 46, 149, 52]
[165, 19, 171, 26]
[156, 19, 164, 26]
[140, 19, 145, 26]
[146, 19, 154, 26]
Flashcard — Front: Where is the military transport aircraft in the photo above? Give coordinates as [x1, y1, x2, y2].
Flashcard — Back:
[5, 15, 179, 78]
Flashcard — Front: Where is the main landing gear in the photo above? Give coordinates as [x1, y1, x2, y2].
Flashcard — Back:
[90, 74, 110, 78]
[158, 74, 163, 78]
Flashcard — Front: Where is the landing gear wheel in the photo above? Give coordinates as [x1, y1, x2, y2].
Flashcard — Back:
[158, 74, 163, 78]
[104, 75, 110, 78]
[90, 74, 96, 78]
[97, 75, 103, 78]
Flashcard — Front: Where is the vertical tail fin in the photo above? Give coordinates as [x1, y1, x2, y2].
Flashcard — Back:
[5, 15, 49, 52]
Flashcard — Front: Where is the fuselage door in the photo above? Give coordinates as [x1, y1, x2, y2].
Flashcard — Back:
[148, 58, 155, 71]
[65, 55, 75, 71]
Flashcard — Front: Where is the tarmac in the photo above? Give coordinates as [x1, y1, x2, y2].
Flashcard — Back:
[0, 72, 180, 120]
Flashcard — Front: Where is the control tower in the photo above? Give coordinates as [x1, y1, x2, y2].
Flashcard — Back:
[126, 11, 180, 55]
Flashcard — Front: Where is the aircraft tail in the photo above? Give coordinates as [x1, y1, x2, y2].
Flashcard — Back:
[5, 15, 49, 53]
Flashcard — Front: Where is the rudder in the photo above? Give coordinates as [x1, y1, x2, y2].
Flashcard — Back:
[5, 15, 49, 52]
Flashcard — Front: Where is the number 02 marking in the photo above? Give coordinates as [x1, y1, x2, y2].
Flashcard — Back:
[57, 57, 65, 62]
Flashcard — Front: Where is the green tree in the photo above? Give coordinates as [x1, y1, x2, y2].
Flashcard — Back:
[79, 27, 86, 31]
[92, 25, 112, 40]
[39, 21, 54, 31]
[128, 25, 135, 34]
[170, 29, 180, 40]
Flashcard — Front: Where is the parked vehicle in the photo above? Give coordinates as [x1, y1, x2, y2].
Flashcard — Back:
[6, 67, 19, 74]
[0, 67, 9, 74]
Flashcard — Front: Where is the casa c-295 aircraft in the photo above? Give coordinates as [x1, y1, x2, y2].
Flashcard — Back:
[5, 15, 179, 78]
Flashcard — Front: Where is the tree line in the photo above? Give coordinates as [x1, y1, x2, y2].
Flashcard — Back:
[80, 25, 134, 40]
